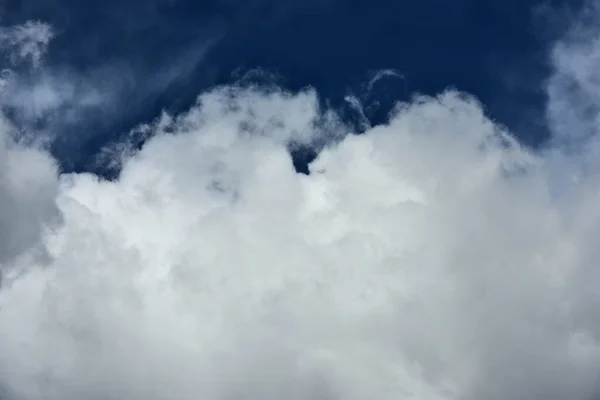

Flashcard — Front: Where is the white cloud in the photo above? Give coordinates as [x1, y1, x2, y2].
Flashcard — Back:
[1, 3, 600, 400]
[0, 18, 223, 149]
[546, 1, 600, 158]
[0, 114, 59, 267]
[0, 20, 112, 141]
[0, 21, 53, 69]
[0, 83, 599, 399]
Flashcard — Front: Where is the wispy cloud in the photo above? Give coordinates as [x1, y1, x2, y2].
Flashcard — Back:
[0, 20, 53, 68]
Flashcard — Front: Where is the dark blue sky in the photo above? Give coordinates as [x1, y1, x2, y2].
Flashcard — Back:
[4, 0, 584, 174]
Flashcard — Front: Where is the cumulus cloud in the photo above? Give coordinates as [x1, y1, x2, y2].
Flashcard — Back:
[0, 116, 59, 270]
[1, 4, 600, 400]
[0, 21, 60, 268]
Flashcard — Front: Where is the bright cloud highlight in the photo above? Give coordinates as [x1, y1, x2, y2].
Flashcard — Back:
[1, 3, 600, 400]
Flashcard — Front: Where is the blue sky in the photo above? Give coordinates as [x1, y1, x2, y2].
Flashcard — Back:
[3, 0, 585, 173]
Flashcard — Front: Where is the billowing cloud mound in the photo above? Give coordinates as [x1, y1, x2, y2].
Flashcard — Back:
[0, 116, 59, 266]
[1, 4, 600, 400]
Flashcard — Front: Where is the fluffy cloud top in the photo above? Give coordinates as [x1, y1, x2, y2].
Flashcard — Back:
[1, 4, 600, 400]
